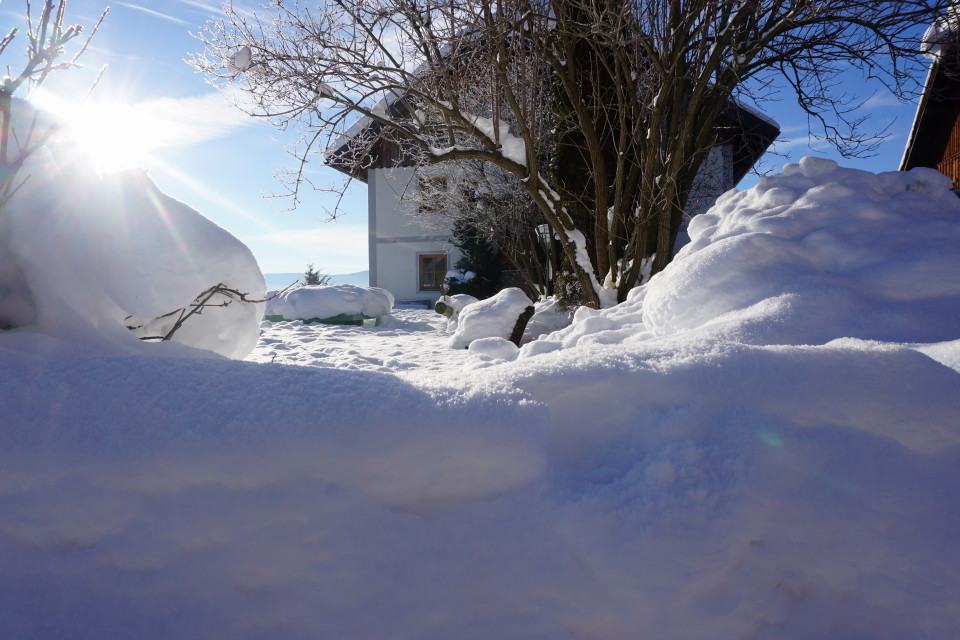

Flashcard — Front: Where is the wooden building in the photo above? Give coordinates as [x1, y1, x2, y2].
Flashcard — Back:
[901, 23, 960, 188]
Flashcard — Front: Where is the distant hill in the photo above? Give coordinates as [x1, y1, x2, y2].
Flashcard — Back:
[264, 271, 369, 292]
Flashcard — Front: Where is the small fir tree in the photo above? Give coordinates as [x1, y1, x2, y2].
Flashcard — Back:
[450, 220, 501, 299]
[303, 264, 331, 286]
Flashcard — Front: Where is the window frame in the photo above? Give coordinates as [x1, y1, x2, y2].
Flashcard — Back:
[418, 252, 448, 291]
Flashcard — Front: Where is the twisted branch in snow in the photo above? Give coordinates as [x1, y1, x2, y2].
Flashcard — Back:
[127, 281, 297, 343]
[0, 1, 109, 206]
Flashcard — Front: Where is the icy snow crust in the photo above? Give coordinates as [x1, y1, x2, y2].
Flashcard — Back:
[266, 284, 394, 320]
[3, 158, 960, 639]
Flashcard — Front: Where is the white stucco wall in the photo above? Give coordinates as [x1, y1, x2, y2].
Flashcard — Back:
[369, 167, 461, 301]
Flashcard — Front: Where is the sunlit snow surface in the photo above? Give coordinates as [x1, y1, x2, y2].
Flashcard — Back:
[3, 157, 960, 639]
[250, 306, 470, 374]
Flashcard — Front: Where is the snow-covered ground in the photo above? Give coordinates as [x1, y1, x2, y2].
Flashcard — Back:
[250, 305, 471, 374]
[3, 155, 960, 639]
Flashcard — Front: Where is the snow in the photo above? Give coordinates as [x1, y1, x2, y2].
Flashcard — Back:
[2, 156, 960, 639]
[921, 7, 959, 58]
[467, 335, 520, 362]
[566, 228, 618, 307]
[250, 306, 471, 372]
[644, 157, 960, 344]
[0, 100, 265, 359]
[732, 95, 782, 130]
[522, 298, 572, 342]
[464, 111, 528, 166]
[449, 287, 533, 349]
[265, 284, 394, 321]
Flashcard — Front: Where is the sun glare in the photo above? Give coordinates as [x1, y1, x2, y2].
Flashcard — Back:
[66, 101, 178, 171]
[31, 90, 180, 172]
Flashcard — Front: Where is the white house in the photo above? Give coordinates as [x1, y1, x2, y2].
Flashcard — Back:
[364, 164, 460, 302]
[326, 101, 778, 302]
[325, 113, 462, 301]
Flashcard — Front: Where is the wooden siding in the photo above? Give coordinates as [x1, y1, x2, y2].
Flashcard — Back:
[902, 42, 960, 189]
[935, 110, 960, 188]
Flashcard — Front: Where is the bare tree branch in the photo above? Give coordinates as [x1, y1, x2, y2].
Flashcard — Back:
[193, 0, 950, 306]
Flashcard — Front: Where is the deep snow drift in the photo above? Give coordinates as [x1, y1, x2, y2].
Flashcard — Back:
[2, 157, 960, 639]
[0, 101, 265, 359]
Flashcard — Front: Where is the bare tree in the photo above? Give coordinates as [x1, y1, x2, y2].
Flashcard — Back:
[194, 0, 949, 307]
[0, 0, 108, 207]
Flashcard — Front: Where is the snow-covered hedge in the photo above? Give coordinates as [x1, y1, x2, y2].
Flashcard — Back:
[266, 284, 394, 322]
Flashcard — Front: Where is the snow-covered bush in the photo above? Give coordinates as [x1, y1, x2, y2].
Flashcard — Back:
[0, 103, 266, 359]
[449, 287, 533, 349]
[436, 293, 479, 324]
[266, 284, 394, 322]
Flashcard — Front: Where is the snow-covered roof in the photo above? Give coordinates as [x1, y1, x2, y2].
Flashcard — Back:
[323, 89, 403, 168]
[920, 7, 959, 59]
[732, 95, 781, 131]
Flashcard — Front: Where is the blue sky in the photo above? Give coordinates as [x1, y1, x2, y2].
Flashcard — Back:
[2, 0, 928, 275]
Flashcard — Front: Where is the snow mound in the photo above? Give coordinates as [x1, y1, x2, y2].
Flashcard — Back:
[266, 284, 394, 320]
[467, 336, 520, 363]
[449, 287, 533, 349]
[640, 158, 960, 345]
[522, 298, 572, 342]
[527, 158, 960, 353]
[0, 101, 265, 359]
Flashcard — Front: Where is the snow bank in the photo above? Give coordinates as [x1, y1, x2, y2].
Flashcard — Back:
[449, 287, 533, 349]
[0, 100, 265, 359]
[531, 157, 960, 353]
[644, 158, 960, 344]
[266, 284, 393, 321]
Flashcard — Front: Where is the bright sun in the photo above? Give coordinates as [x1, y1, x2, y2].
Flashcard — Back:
[30, 90, 179, 171]
[65, 101, 178, 171]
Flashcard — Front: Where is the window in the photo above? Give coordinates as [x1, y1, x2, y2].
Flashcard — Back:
[418, 176, 447, 213]
[419, 253, 448, 291]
